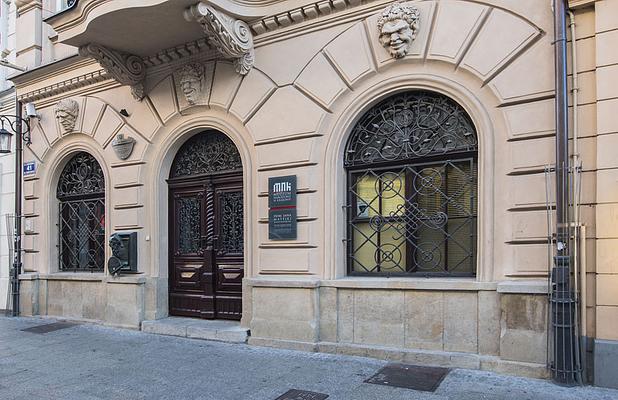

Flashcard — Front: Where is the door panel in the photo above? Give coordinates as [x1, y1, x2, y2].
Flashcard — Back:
[213, 184, 243, 319]
[169, 186, 213, 318]
[169, 175, 243, 320]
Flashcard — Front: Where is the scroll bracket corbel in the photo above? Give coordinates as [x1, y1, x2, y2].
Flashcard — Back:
[78, 43, 147, 101]
[184, 2, 254, 75]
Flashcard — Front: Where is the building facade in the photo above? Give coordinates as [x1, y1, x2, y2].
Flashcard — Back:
[6, 0, 618, 388]
[0, 0, 18, 312]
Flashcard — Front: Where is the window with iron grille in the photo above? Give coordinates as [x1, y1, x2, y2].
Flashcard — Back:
[345, 91, 478, 276]
[57, 152, 105, 272]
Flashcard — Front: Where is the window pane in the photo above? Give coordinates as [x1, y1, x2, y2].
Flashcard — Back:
[353, 173, 379, 217]
[348, 160, 476, 276]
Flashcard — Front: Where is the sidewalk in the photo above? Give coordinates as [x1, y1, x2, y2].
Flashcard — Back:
[0, 316, 616, 400]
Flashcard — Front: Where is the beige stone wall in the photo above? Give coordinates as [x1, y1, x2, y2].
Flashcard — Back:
[8, 0, 618, 375]
[591, 0, 618, 342]
[248, 282, 548, 377]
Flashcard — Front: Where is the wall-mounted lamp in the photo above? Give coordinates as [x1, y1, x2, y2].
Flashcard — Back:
[0, 113, 31, 154]
[24, 102, 40, 120]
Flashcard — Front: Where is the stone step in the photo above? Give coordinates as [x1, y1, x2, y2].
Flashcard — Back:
[141, 317, 248, 344]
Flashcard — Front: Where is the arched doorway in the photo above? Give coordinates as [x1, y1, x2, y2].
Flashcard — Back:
[167, 131, 244, 320]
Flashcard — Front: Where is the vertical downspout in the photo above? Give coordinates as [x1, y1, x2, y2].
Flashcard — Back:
[552, 0, 579, 385]
[11, 99, 22, 317]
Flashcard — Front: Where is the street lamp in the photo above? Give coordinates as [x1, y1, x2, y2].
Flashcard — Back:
[0, 126, 13, 153]
[0, 115, 31, 153]
[0, 105, 32, 316]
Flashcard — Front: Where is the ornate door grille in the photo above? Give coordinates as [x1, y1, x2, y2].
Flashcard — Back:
[57, 152, 105, 272]
[345, 91, 478, 276]
[170, 131, 242, 178]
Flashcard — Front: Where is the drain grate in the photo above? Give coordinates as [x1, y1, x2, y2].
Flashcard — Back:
[365, 363, 450, 392]
[21, 322, 79, 334]
[274, 389, 329, 400]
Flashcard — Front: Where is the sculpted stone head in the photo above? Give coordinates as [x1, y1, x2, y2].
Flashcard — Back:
[377, 2, 420, 58]
[54, 98, 79, 132]
[179, 63, 205, 105]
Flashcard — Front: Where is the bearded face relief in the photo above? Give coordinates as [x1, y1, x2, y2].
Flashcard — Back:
[377, 2, 420, 59]
[54, 98, 80, 133]
[179, 63, 205, 105]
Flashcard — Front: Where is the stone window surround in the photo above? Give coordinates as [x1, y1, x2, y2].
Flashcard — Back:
[322, 73, 495, 282]
[42, 141, 112, 276]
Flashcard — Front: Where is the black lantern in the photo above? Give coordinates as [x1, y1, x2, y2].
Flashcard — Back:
[0, 115, 30, 154]
[0, 126, 13, 153]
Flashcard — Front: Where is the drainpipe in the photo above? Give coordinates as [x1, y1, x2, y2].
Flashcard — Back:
[11, 98, 22, 317]
[551, 0, 580, 385]
[567, 8, 588, 384]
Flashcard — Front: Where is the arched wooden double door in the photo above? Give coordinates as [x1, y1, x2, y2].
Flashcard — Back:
[168, 131, 244, 320]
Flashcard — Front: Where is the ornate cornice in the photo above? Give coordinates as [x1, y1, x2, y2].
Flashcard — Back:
[78, 43, 147, 100]
[184, 2, 255, 75]
[249, 0, 365, 35]
[17, 69, 110, 103]
[142, 38, 212, 68]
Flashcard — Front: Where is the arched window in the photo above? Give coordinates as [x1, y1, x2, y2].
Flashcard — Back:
[345, 91, 478, 276]
[57, 152, 106, 272]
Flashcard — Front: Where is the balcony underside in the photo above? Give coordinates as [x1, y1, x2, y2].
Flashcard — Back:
[47, 0, 314, 56]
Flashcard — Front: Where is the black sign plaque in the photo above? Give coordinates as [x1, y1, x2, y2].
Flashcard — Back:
[268, 175, 297, 240]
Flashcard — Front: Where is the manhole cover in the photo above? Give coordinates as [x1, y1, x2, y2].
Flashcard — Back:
[21, 322, 79, 334]
[365, 363, 450, 392]
[274, 389, 329, 400]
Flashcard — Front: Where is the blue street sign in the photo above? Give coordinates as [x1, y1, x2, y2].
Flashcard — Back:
[23, 161, 36, 176]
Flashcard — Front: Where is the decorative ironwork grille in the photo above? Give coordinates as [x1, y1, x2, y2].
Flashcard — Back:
[57, 152, 105, 272]
[345, 91, 478, 276]
[176, 196, 203, 256]
[171, 131, 242, 178]
[219, 191, 244, 255]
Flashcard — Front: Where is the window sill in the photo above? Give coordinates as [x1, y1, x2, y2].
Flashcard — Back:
[20, 272, 105, 282]
[320, 277, 497, 291]
[19, 272, 146, 284]
[246, 277, 497, 291]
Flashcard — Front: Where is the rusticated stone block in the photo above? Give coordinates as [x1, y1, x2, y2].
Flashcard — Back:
[404, 291, 444, 351]
[353, 290, 405, 347]
[444, 292, 478, 353]
[499, 294, 548, 364]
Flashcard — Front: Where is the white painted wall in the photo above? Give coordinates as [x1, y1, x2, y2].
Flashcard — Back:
[0, 0, 16, 310]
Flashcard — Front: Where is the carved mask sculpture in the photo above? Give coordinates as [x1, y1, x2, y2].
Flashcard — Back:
[377, 2, 420, 58]
[54, 98, 79, 132]
[179, 63, 205, 105]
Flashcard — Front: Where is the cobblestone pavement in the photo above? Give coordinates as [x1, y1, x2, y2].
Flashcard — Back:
[1, 316, 617, 400]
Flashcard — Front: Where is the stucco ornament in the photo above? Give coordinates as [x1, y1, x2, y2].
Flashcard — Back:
[111, 134, 136, 160]
[377, 2, 420, 58]
[54, 98, 79, 133]
[184, 2, 254, 75]
[179, 63, 207, 105]
[78, 43, 147, 101]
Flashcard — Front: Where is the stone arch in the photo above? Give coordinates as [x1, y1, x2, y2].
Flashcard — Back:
[322, 70, 499, 281]
[36, 136, 111, 275]
[144, 111, 255, 323]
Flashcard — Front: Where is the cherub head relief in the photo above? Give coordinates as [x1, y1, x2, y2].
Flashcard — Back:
[54, 98, 79, 132]
[377, 2, 420, 59]
[179, 63, 205, 105]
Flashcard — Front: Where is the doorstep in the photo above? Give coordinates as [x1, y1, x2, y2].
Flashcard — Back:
[141, 317, 248, 344]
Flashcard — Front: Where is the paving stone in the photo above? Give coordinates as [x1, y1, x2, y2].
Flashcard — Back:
[0, 316, 617, 400]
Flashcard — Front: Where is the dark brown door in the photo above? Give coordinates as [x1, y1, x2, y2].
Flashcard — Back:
[168, 173, 243, 320]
